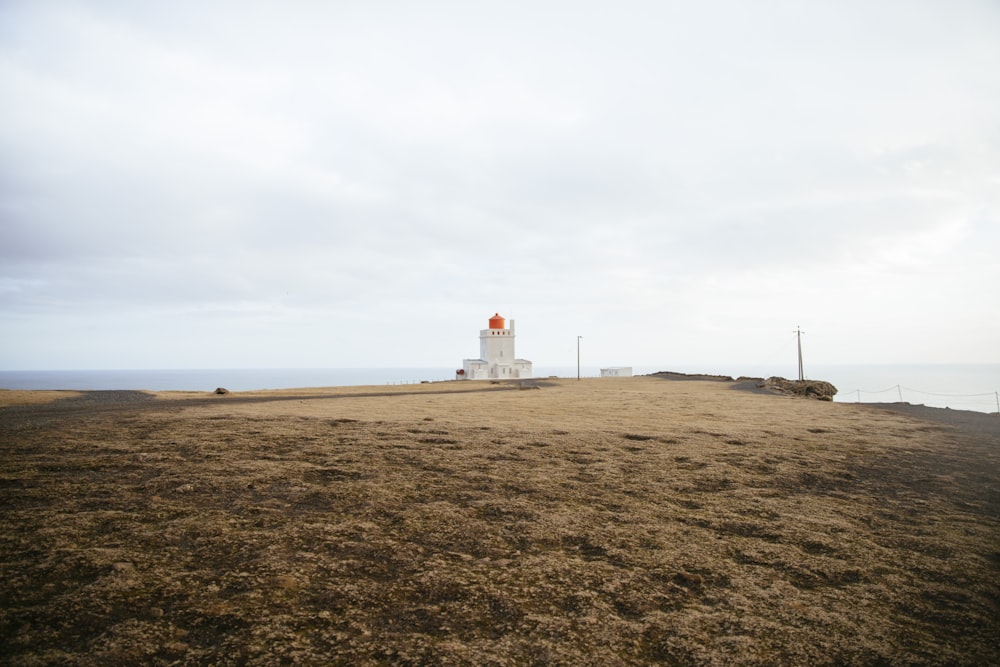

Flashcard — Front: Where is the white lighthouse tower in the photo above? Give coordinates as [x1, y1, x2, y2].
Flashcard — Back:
[457, 313, 533, 380]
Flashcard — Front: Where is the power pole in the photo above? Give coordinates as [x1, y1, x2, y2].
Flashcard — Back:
[577, 335, 583, 380]
[795, 326, 805, 381]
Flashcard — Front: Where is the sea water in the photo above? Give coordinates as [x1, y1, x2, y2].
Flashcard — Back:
[0, 368, 456, 392]
[1, 364, 997, 414]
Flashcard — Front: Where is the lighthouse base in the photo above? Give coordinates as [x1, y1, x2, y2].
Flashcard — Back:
[458, 359, 532, 380]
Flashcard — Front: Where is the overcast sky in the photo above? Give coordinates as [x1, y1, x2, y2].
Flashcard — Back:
[1, 1, 998, 372]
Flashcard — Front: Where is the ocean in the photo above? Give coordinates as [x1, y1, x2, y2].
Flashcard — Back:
[1, 364, 997, 414]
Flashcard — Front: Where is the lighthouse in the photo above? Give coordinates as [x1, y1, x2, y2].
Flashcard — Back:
[457, 313, 533, 380]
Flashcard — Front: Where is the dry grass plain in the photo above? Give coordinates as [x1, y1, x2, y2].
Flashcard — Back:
[1, 376, 998, 666]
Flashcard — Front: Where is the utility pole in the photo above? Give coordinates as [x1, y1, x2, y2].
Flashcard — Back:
[577, 335, 583, 380]
[795, 326, 805, 381]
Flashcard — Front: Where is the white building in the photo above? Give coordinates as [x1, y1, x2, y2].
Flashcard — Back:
[601, 367, 633, 377]
[457, 313, 533, 380]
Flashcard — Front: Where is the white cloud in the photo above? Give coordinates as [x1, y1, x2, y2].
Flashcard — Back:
[1, 0, 998, 369]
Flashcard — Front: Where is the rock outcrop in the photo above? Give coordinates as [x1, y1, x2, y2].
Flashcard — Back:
[758, 377, 837, 401]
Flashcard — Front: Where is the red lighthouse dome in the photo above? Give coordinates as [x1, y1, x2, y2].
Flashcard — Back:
[488, 313, 505, 330]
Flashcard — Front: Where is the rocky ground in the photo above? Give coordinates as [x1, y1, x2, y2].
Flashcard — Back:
[1, 377, 997, 665]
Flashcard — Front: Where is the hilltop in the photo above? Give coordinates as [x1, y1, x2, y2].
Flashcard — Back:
[1, 376, 997, 665]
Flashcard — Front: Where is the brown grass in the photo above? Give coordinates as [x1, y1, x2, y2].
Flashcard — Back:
[1, 377, 998, 665]
[0, 389, 84, 406]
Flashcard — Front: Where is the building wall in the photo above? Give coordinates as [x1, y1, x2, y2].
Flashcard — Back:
[461, 358, 532, 379]
[480, 328, 516, 363]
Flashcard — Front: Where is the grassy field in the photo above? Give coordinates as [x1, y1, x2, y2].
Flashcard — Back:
[1, 376, 998, 665]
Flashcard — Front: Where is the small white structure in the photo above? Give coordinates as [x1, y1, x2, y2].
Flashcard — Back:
[457, 313, 533, 380]
[601, 367, 633, 377]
